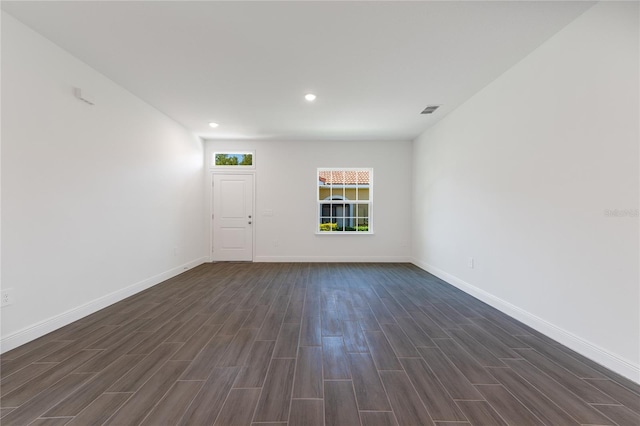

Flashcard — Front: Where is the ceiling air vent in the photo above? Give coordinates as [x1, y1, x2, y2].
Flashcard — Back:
[421, 105, 440, 114]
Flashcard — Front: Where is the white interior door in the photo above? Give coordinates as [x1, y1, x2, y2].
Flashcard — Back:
[212, 174, 254, 261]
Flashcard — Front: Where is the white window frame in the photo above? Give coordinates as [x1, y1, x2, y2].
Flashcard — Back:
[316, 167, 373, 235]
[212, 151, 256, 169]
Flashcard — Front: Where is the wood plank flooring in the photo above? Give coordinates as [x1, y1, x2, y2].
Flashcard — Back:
[1, 262, 639, 425]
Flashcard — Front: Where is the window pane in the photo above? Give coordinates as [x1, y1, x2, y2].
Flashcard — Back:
[332, 170, 344, 185]
[331, 185, 345, 200]
[357, 204, 369, 218]
[357, 170, 369, 185]
[334, 204, 347, 218]
[345, 187, 356, 200]
[357, 187, 369, 201]
[319, 221, 336, 232]
[214, 152, 253, 166]
[342, 217, 357, 231]
[321, 204, 331, 217]
[319, 186, 330, 201]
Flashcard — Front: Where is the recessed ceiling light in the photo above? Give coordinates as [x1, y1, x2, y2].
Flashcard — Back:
[305, 93, 317, 102]
[209, 122, 219, 128]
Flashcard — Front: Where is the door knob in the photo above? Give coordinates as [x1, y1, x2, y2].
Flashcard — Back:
[248, 221, 252, 224]
[248, 215, 252, 218]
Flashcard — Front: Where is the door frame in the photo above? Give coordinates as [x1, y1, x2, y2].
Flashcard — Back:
[210, 171, 256, 262]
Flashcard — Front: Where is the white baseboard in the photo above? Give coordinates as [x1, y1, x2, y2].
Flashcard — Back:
[254, 255, 411, 263]
[411, 258, 640, 384]
[0, 257, 208, 354]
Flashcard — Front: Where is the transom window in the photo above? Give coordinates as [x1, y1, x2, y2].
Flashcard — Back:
[212, 151, 254, 168]
[317, 168, 373, 233]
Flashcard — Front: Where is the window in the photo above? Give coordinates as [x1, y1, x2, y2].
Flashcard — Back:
[317, 168, 372, 233]
[213, 151, 255, 168]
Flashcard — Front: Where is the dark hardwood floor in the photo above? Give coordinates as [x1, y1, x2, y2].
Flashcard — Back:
[1, 263, 639, 425]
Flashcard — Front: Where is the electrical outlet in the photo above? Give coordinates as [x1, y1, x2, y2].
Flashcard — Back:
[1, 289, 14, 307]
[273, 239, 279, 247]
[468, 257, 474, 269]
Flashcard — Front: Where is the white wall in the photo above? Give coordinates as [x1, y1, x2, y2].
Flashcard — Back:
[412, 2, 639, 381]
[204, 140, 412, 262]
[1, 13, 207, 351]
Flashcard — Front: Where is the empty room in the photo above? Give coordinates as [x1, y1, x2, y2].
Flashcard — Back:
[1, 1, 638, 425]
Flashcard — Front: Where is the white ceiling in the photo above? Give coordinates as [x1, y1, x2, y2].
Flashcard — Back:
[2, 1, 595, 141]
